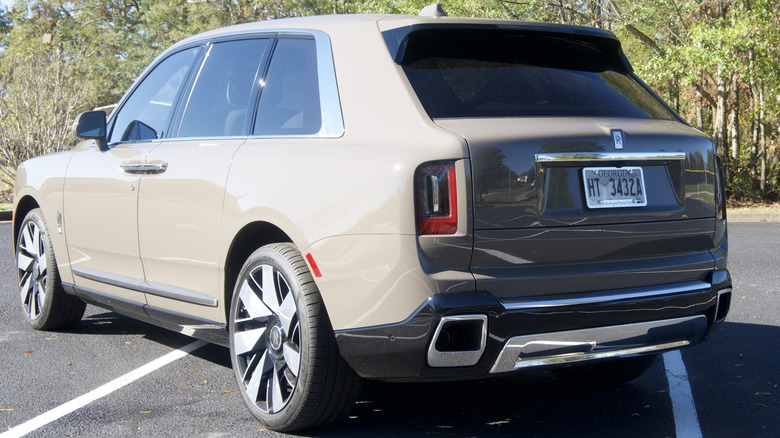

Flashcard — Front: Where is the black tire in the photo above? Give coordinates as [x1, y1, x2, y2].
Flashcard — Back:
[16, 208, 86, 330]
[552, 355, 658, 385]
[228, 243, 362, 432]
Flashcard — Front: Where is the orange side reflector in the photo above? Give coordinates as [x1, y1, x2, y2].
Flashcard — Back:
[305, 252, 322, 278]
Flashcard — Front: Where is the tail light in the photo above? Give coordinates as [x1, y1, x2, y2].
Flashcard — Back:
[416, 162, 458, 235]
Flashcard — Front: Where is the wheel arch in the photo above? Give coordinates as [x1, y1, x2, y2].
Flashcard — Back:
[13, 195, 41, 245]
[223, 221, 294, 320]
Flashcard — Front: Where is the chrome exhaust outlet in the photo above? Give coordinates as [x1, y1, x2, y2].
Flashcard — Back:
[427, 315, 487, 368]
[715, 288, 732, 322]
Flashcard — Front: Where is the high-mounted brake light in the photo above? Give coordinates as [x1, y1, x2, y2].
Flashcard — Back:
[416, 162, 458, 235]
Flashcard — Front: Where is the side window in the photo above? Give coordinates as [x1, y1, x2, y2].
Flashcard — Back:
[254, 38, 321, 136]
[108, 48, 198, 144]
[178, 39, 269, 138]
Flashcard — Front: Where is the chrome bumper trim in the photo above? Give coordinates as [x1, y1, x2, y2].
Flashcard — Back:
[490, 315, 707, 374]
[499, 281, 710, 311]
[535, 151, 686, 163]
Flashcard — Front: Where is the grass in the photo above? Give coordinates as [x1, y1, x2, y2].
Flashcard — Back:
[727, 201, 780, 213]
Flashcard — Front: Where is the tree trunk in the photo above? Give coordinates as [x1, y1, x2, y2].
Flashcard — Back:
[728, 76, 739, 161]
[713, 65, 728, 158]
[759, 79, 766, 196]
[696, 91, 704, 131]
[749, 48, 759, 172]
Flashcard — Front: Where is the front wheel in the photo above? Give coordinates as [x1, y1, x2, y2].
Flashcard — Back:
[228, 243, 361, 431]
[16, 208, 86, 330]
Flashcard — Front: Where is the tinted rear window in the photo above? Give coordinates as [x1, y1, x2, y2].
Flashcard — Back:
[397, 28, 675, 120]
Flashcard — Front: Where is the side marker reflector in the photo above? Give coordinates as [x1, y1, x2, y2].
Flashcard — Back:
[305, 253, 322, 278]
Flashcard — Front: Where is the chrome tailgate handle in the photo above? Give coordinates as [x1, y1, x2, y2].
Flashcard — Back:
[120, 161, 168, 175]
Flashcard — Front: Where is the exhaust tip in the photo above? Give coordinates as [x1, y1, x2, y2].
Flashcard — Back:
[427, 315, 487, 368]
[715, 288, 731, 322]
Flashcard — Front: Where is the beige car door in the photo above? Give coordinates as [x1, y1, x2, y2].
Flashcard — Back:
[64, 47, 200, 305]
[137, 38, 270, 321]
[63, 144, 154, 305]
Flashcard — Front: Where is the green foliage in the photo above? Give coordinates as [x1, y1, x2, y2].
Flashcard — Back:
[0, 0, 778, 200]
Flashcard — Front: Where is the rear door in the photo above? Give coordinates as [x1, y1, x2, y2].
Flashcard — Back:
[137, 38, 271, 321]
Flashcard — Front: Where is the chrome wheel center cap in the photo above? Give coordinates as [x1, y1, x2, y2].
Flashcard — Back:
[269, 323, 284, 351]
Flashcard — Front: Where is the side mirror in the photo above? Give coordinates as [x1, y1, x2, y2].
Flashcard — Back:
[73, 111, 109, 151]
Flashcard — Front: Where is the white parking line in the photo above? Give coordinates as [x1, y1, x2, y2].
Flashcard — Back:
[1, 340, 208, 438]
[663, 350, 703, 438]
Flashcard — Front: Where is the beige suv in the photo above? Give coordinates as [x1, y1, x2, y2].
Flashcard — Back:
[14, 11, 731, 431]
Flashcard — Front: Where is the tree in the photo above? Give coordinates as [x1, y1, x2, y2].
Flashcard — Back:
[0, 52, 94, 186]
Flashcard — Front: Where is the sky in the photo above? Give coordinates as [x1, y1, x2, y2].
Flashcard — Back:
[1, 0, 13, 11]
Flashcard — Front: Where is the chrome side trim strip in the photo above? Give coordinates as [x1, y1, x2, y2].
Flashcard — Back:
[500, 281, 710, 311]
[490, 315, 707, 373]
[535, 152, 686, 163]
[72, 268, 218, 307]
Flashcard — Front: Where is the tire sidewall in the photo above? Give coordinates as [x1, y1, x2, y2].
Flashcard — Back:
[228, 244, 316, 430]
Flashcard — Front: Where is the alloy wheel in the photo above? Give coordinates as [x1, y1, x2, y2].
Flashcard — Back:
[17, 219, 48, 320]
[232, 263, 301, 414]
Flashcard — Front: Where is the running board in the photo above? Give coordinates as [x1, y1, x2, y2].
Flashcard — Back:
[490, 315, 707, 373]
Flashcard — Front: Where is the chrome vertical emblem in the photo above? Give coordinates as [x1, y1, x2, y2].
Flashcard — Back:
[612, 129, 624, 150]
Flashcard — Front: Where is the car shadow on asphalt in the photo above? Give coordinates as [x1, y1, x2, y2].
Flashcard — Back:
[66, 310, 778, 438]
[72, 309, 233, 368]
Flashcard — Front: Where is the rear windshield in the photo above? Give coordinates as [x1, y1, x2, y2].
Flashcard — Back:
[396, 28, 676, 120]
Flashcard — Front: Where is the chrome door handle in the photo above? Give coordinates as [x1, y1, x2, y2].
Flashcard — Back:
[120, 161, 168, 175]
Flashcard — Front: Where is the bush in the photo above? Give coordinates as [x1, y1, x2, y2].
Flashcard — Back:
[0, 53, 94, 187]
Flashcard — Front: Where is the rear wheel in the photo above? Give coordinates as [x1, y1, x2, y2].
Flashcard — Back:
[16, 208, 86, 330]
[228, 243, 361, 431]
[552, 355, 657, 385]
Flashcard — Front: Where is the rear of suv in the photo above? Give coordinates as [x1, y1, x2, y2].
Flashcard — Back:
[14, 11, 730, 432]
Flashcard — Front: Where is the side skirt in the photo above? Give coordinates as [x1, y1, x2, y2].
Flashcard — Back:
[62, 283, 229, 347]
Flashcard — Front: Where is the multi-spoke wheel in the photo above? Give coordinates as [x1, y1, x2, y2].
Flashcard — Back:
[16, 208, 85, 330]
[229, 243, 361, 431]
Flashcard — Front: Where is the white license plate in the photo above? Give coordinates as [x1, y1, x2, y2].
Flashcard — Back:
[583, 167, 647, 209]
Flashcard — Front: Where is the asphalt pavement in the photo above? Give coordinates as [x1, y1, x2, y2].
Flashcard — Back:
[0, 221, 777, 437]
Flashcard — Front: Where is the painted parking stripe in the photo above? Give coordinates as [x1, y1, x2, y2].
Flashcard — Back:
[2, 340, 208, 438]
[663, 350, 703, 438]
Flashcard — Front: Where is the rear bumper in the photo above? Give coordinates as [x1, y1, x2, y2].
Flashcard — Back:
[334, 269, 731, 381]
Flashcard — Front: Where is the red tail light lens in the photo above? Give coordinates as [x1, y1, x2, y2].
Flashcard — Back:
[416, 162, 458, 235]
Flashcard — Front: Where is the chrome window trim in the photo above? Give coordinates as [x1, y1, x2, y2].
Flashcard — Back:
[108, 29, 344, 145]
[173, 30, 344, 139]
[247, 30, 344, 139]
[500, 280, 710, 311]
[535, 151, 686, 163]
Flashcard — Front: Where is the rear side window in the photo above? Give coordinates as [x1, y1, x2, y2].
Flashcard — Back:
[178, 39, 269, 138]
[397, 28, 675, 120]
[109, 48, 198, 144]
[254, 38, 321, 136]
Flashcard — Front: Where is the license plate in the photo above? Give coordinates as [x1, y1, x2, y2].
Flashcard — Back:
[582, 167, 647, 209]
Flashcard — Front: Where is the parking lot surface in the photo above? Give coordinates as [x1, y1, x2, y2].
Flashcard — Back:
[1, 221, 777, 437]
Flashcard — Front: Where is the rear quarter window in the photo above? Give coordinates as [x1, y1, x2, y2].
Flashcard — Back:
[254, 38, 321, 136]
